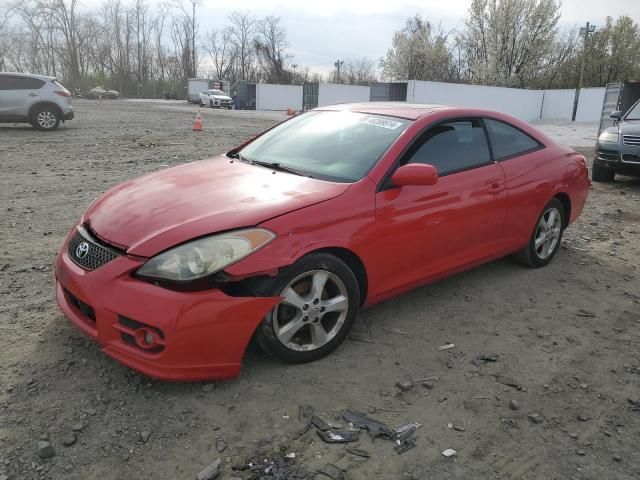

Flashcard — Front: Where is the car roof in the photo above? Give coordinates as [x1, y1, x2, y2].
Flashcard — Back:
[315, 102, 451, 120]
[0, 72, 56, 81]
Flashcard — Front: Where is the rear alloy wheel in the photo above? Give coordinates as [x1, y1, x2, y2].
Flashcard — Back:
[254, 253, 360, 363]
[514, 198, 565, 268]
[33, 107, 60, 131]
[592, 160, 615, 182]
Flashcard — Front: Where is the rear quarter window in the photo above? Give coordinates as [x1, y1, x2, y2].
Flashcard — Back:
[485, 119, 542, 160]
[0, 76, 45, 90]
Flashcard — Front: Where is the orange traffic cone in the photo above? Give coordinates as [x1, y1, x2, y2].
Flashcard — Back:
[193, 111, 203, 131]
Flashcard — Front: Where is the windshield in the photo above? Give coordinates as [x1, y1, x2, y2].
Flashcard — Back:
[238, 111, 409, 182]
[209, 90, 225, 96]
[625, 100, 640, 120]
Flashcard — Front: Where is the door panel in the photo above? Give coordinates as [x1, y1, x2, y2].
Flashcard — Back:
[372, 162, 507, 297]
[483, 118, 555, 250]
[0, 76, 42, 117]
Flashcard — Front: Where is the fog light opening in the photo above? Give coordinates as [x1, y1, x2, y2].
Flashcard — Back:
[134, 328, 159, 350]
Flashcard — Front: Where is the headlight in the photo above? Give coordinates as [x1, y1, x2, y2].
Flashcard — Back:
[598, 131, 619, 143]
[136, 228, 275, 282]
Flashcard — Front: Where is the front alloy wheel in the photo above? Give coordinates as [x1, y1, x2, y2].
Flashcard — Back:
[253, 253, 360, 363]
[275, 270, 349, 351]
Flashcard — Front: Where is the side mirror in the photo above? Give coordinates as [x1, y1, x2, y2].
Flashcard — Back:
[391, 164, 438, 187]
[610, 110, 623, 120]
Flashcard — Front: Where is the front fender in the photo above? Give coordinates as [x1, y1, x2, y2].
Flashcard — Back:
[224, 180, 375, 280]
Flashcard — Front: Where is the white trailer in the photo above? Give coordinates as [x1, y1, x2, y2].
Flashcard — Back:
[255, 84, 303, 111]
[317, 83, 370, 107]
[187, 79, 209, 103]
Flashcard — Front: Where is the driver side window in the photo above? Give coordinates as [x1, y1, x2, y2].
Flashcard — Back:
[405, 119, 492, 176]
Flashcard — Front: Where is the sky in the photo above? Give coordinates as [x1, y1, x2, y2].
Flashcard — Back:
[196, 0, 640, 75]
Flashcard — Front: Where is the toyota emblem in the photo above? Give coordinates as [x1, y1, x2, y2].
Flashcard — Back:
[76, 241, 90, 259]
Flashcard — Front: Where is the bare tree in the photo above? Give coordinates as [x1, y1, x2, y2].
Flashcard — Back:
[254, 16, 290, 83]
[330, 57, 377, 85]
[533, 27, 579, 88]
[228, 10, 256, 81]
[172, 0, 200, 78]
[203, 27, 236, 80]
[0, 3, 22, 71]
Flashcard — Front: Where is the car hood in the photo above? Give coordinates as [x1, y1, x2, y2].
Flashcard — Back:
[84, 156, 350, 257]
[620, 120, 640, 136]
[211, 95, 231, 100]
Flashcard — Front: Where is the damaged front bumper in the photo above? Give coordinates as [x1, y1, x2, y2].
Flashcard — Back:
[54, 228, 280, 381]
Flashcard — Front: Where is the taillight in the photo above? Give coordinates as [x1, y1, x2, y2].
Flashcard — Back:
[576, 155, 587, 168]
[54, 90, 71, 97]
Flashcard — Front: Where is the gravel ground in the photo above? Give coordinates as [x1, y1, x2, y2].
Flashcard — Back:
[1, 100, 639, 480]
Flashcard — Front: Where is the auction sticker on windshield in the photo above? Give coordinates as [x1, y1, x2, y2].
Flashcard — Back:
[362, 117, 404, 130]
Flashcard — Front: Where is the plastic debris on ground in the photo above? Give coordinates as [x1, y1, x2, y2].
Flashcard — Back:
[317, 429, 360, 443]
[240, 454, 314, 480]
[442, 448, 457, 457]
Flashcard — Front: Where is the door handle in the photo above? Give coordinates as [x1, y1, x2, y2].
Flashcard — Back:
[487, 183, 503, 194]
[28, 93, 38, 97]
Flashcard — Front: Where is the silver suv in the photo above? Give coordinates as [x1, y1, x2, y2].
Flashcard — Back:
[0, 72, 74, 131]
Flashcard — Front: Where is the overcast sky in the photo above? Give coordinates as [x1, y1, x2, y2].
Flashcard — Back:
[197, 0, 639, 75]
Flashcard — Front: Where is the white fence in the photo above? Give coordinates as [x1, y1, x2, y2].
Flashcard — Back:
[253, 80, 606, 122]
[575, 87, 606, 122]
[317, 83, 370, 107]
[255, 84, 302, 111]
[407, 80, 544, 121]
[540, 89, 576, 121]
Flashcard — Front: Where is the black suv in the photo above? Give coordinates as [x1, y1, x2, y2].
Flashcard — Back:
[593, 99, 640, 181]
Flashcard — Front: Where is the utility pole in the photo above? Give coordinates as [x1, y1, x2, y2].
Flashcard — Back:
[334, 59, 344, 83]
[572, 21, 596, 121]
[291, 64, 298, 84]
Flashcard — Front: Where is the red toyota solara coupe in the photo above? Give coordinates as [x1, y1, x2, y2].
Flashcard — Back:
[55, 103, 590, 380]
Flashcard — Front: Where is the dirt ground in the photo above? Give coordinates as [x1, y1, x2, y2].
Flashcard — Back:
[1, 100, 639, 480]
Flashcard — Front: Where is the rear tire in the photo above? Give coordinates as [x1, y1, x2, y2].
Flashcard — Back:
[513, 198, 565, 268]
[252, 253, 360, 364]
[592, 160, 615, 182]
[32, 106, 60, 131]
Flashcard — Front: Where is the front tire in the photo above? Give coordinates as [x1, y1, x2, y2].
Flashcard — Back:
[253, 253, 360, 364]
[32, 107, 60, 131]
[592, 160, 615, 182]
[514, 198, 565, 268]
[199, 99, 204, 107]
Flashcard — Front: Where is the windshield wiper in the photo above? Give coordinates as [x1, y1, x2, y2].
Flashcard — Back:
[250, 160, 314, 178]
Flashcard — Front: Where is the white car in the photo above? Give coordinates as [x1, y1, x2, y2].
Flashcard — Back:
[199, 89, 233, 109]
